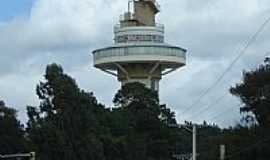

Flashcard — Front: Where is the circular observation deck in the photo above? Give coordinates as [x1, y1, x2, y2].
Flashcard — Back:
[92, 25, 186, 71]
[93, 44, 186, 70]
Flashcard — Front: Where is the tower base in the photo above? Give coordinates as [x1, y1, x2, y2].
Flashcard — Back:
[117, 63, 161, 91]
[121, 78, 160, 91]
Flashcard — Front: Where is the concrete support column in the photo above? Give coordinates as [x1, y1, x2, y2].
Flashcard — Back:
[117, 63, 161, 91]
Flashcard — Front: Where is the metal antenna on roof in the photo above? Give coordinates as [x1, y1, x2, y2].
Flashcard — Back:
[128, 0, 133, 13]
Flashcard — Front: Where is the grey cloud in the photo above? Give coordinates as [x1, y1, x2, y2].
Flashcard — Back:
[0, 0, 270, 127]
[160, 0, 270, 61]
[0, 0, 118, 76]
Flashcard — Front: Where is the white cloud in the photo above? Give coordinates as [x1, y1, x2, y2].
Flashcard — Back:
[0, 0, 270, 127]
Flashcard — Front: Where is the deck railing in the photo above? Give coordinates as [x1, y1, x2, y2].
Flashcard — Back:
[114, 23, 164, 33]
[93, 45, 186, 62]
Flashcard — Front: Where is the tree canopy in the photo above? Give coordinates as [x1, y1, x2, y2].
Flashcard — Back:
[25, 64, 183, 160]
[231, 58, 270, 129]
[228, 58, 270, 160]
[27, 64, 107, 160]
[110, 82, 178, 160]
[2, 60, 270, 160]
[0, 100, 28, 154]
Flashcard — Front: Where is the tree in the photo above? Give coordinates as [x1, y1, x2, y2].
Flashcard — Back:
[27, 64, 107, 160]
[229, 58, 270, 160]
[26, 64, 227, 160]
[230, 58, 270, 128]
[111, 82, 177, 160]
[0, 100, 28, 154]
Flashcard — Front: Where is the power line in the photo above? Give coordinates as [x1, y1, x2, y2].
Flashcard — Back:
[186, 50, 270, 121]
[204, 50, 270, 124]
[208, 104, 241, 122]
[180, 15, 270, 116]
[184, 92, 228, 120]
[181, 51, 270, 127]
[213, 113, 240, 126]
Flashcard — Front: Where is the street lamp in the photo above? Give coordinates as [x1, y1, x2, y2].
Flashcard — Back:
[168, 124, 197, 160]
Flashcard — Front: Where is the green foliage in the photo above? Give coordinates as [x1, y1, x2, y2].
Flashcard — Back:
[217, 125, 270, 160]
[0, 100, 28, 154]
[113, 82, 159, 108]
[228, 57, 270, 160]
[196, 122, 221, 160]
[27, 64, 179, 160]
[3, 57, 270, 160]
[230, 58, 270, 128]
[109, 82, 177, 160]
[27, 64, 107, 160]
[4, 60, 265, 160]
[26, 64, 236, 160]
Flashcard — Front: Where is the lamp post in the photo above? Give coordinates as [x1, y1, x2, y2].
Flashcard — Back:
[192, 126, 196, 160]
[168, 124, 197, 160]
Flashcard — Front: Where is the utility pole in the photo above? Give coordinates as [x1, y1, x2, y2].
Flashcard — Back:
[168, 123, 197, 160]
[30, 152, 36, 160]
[192, 125, 196, 160]
[220, 145, 226, 160]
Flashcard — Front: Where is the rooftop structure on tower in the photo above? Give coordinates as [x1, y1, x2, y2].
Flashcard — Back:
[92, 0, 186, 91]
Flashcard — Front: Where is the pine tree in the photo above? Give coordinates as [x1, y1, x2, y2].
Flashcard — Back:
[27, 64, 107, 160]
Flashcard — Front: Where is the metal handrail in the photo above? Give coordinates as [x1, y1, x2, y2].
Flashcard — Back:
[93, 45, 186, 61]
[114, 23, 164, 32]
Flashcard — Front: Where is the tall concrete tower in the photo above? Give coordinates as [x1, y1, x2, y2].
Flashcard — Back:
[92, 0, 186, 91]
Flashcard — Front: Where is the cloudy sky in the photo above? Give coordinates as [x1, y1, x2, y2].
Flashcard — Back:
[0, 0, 270, 127]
